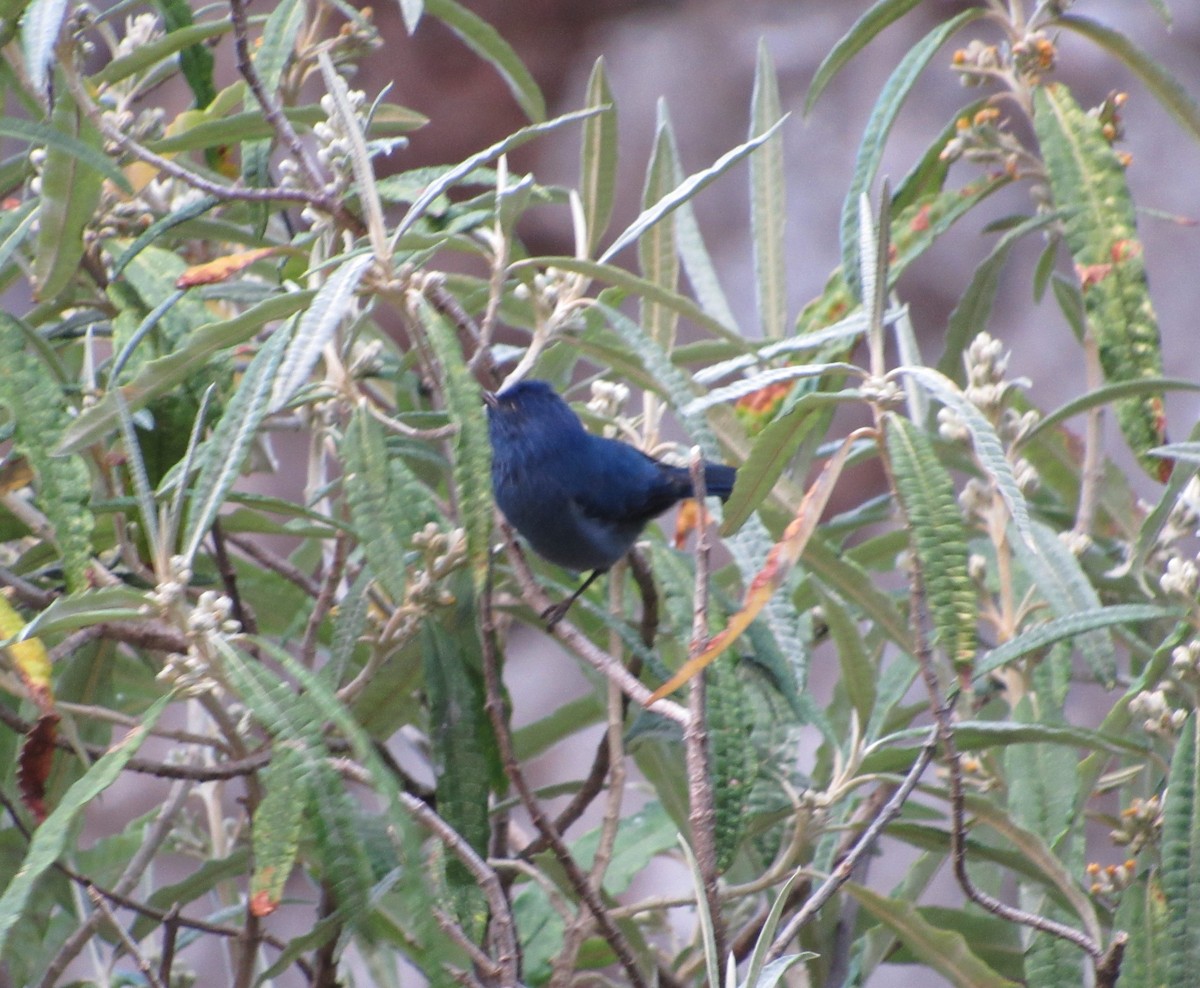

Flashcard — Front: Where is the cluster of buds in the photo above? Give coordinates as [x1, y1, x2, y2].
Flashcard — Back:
[587, 380, 631, 424]
[145, 555, 195, 615]
[939, 333, 1040, 498]
[156, 592, 241, 696]
[403, 524, 466, 611]
[1090, 91, 1128, 145]
[1129, 687, 1189, 738]
[1110, 794, 1164, 854]
[1086, 858, 1137, 897]
[950, 40, 1002, 87]
[1160, 554, 1199, 601]
[1172, 637, 1200, 688]
[1157, 476, 1200, 549]
[1011, 31, 1056, 78]
[939, 107, 1025, 179]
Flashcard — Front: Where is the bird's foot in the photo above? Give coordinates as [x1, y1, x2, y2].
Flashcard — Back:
[541, 599, 573, 630]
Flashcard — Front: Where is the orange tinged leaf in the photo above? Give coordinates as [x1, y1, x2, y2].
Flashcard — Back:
[18, 714, 59, 822]
[249, 888, 278, 917]
[674, 500, 701, 548]
[0, 455, 34, 493]
[176, 247, 278, 287]
[648, 428, 872, 702]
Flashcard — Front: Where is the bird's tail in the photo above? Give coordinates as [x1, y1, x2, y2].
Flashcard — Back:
[700, 462, 737, 500]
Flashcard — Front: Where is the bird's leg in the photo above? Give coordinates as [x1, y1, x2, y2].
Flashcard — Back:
[543, 569, 604, 629]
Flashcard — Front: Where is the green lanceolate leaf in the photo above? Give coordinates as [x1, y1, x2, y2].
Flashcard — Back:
[640, 104, 681, 353]
[250, 745, 308, 916]
[424, 0, 545, 123]
[840, 7, 985, 299]
[0, 315, 93, 590]
[1032, 82, 1168, 479]
[1056, 14, 1200, 145]
[155, 0, 216, 109]
[707, 658, 756, 873]
[1162, 713, 1200, 986]
[342, 408, 422, 601]
[846, 883, 1021, 988]
[421, 617, 491, 938]
[883, 413, 976, 669]
[805, 0, 924, 114]
[579, 57, 617, 256]
[32, 87, 105, 302]
[750, 39, 787, 341]
[412, 298, 492, 589]
[182, 325, 290, 564]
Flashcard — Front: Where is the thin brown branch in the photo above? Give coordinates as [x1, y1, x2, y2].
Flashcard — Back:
[86, 886, 167, 988]
[211, 520, 258, 637]
[500, 524, 689, 725]
[225, 531, 322, 598]
[767, 730, 937, 960]
[684, 451, 725, 959]
[301, 530, 349, 666]
[480, 582, 648, 988]
[909, 578, 1104, 961]
[397, 788, 520, 985]
[227, 0, 325, 191]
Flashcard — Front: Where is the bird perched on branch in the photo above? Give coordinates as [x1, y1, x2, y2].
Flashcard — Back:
[485, 379, 737, 625]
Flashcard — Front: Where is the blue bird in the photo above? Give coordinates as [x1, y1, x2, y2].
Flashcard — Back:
[485, 379, 736, 624]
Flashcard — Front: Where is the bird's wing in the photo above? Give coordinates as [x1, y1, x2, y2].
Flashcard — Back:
[565, 438, 688, 525]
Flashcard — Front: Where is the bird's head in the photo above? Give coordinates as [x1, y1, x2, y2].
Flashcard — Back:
[484, 379, 587, 453]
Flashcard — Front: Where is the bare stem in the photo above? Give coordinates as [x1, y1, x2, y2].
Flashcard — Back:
[684, 452, 725, 959]
[480, 581, 649, 988]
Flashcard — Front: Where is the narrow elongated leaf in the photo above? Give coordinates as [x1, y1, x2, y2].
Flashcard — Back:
[510, 255, 739, 342]
[750, 39, 787, 340]
[884, 413, 976, 669]
[32, 89, 105, 301]
[413, 298, 492, 588]
[393, 107, 599, 243]
[0, 315, 93, 589]
[249, 746, 307, 916]
[343, 408, 423, 600]
[424, 0, 544, 122]
[846, 883, 1021, 988]
[0, 117, 131, 189]
[640, 105, 680, 352]
[0, 693, 172, 956]
[650, 429, 864, 700]
[57, 291, 313, 455]
[1057, 14, 1200, 144]
[1163, 713, 1200, 986]
[1033, 82, 1168, 478]
[579, 57, 617, 256]
[271, 253, 373, 412]
[707, 659, 755, 871]
[721, 389, 861, 533]
[940, 213, 1062, 380]
[90, 19, 231, 86]
[805, 0, 924, 114]
[20, 0, 68, 95]
[1022, 377, 1200, 445]
[256, 0, 305, 94]
[840, 8, 985, 298]
[975, 604, 1176, 680]
[155, 0, 216, 108]
[601, 116, 788, 264]
[183, 326, 290, 563]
